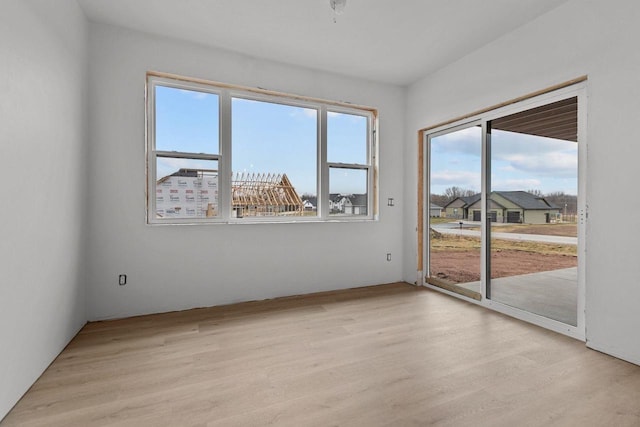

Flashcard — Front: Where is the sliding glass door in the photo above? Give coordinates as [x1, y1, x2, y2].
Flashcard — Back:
[488, 98, 579, 325]
[424, 85, 584, 335]
[427, 124, 483, 300]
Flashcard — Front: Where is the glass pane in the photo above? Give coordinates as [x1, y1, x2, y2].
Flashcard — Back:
[428, 125, 482, 299]
[329, 168, 368, 216]
[327, 111, 367, 164]
[489, 97, 578, 326]
[155, 157, 219, 219]
[155, 85, 219, 154]
[231, 98, 317, 218]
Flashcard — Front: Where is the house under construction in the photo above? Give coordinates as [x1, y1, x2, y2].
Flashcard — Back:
[155, 169, 304, 219]
[232, 172, 304, 217]
[155, 168, 219, 219]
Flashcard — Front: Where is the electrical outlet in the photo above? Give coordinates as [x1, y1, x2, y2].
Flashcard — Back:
[118, 274, 127, 286]
[386, 253, 392, 262]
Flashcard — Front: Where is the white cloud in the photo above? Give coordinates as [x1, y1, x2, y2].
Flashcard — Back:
[289, 107, 318, 119]
[434, 126, 482, 142]
[178, 88, 211, 100]
[302, 108, 317, 118]
[429, 128, 578, 194]
[491, 178, 542, 191]
[492, 130, 576, 154]
[432, 129, 578, 175]
[502, 151, 577, 177]
[431, 127, 482, 157]
[431, 170, 481, 190]
[488, 130, 578, 177]
[193, 92, 210, 100]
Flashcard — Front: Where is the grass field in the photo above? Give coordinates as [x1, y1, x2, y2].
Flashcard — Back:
[430, 230, 577, 256]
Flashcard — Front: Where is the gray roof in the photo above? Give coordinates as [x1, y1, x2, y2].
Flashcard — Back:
[330, 193, 367, 206]
[495, 191, 559, 210]
[443, 191, 559, 210]
[461, 194, 481, 206]
[430, 203, 443, 210]
[302, 195, 317, 205]
[348, 194, 367, 206]
[443, 194, 480, 209]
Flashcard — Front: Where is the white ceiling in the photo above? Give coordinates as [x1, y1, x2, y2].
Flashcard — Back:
[77, 0, 568, 86]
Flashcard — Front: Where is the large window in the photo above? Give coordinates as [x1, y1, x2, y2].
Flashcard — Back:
[147, 74, 376, 223]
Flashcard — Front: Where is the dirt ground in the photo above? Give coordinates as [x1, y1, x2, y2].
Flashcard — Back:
[430, 250, 577, 284]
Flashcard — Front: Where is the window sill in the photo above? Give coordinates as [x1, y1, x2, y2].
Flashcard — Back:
[146, 216, 379, 226]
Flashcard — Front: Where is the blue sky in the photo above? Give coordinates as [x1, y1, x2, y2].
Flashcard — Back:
[430, 126, 578, 196]
[155, 85, 367, 195]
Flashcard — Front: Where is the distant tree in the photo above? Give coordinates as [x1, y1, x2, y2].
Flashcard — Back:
[528, 189, 543, 197]
[443, 186, 475, 202]
[430, 186, 475, 207]
[430, 194, 449, 207]
[544, 191, 577, 215]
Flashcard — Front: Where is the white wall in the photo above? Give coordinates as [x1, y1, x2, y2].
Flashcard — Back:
[404, 0, 640, 364]
[86, 24, 405, 320]
[0, 0, 88, 420]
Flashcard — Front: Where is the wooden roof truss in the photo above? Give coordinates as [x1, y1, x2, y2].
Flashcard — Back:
[232, 172, 304, 216]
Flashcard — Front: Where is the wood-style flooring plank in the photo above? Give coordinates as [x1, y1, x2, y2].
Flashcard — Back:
[2, 282, 639, 426]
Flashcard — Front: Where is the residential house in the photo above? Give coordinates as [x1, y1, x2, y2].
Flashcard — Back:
[301, 196, 317, 212]
[467, 191, 560, 224]
[329, 193, 368, 215]
[343, 194, 368, 215]
[156, 168, 219, 218]
[429, 203, 443, 217]
[155, 169, 304, 218]
[445, 191, 560, 224]
[443, 194, 480, 219]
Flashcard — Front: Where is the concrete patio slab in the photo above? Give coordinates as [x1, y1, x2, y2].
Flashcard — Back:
[455, 267, 578, 326]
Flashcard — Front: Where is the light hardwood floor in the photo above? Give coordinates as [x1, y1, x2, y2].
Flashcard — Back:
[2, 283, 640, 426]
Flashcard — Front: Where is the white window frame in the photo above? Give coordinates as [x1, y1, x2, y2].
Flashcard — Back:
[324, 106, 374, 219]
[146, 73, 378, 224]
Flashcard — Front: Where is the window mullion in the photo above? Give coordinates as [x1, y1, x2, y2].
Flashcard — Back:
[370, 119, 376, 218]
[147, 80, 157, 224]
[319, 107, 329, 219]
[219, 90, 232, 221]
